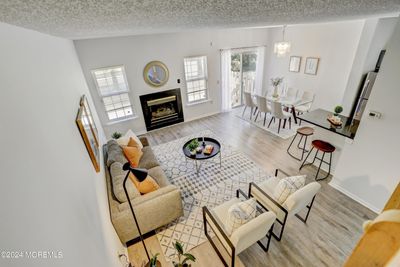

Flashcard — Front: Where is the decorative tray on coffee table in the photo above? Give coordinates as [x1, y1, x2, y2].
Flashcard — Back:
[182, 137, 221, 160]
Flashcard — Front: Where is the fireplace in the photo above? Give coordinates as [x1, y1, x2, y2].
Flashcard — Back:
[140, 88, 184, 131]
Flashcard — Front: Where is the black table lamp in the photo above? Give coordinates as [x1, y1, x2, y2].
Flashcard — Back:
[122, 162, 150, 262]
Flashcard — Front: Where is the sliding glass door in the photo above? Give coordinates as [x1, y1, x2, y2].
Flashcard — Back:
[230, 51, 257, 108]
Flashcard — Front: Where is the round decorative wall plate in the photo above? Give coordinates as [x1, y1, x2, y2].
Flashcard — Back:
[143, 61, 169, 87]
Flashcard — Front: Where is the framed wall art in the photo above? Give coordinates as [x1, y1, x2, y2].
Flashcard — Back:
[76, 95, 100, 172]
[304, 57, 320, 75]
[80, 95, 99, 147]
[289, 56, 301, 72]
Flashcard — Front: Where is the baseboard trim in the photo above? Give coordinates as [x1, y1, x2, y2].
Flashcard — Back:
[329, 180, 380, 214]
[185, 111, 221, 123]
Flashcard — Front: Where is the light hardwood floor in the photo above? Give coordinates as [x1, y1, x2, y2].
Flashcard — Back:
[128, 111, 377, 267]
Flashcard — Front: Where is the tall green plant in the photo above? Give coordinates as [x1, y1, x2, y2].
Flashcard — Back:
[149, 253, 159, 267]
[172, 241, 196, 267]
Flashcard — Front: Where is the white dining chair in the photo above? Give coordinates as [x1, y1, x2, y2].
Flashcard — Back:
[285, 87, 298, 101]
[242, 92, 257, 120]
[264, 88, 273, 98]
[254, 95, 271, 126]
[268, 101, 292, 134]
[296, 91, 315, 115]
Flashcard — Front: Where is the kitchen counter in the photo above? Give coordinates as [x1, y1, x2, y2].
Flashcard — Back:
[298, 109, 360, 139]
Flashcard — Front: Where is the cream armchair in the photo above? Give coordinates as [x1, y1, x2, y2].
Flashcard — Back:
[249, 169, 321, 241]
[203, 189, 276, 267]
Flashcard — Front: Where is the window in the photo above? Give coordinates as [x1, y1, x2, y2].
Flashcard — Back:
[183, 56, 208, 103]
[92, 66, 135, 121]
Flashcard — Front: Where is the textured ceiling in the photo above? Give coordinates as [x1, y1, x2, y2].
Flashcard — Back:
[0, 0, 399, 39]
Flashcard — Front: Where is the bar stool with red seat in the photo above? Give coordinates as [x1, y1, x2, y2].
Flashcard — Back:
[299, 140, 335, 181]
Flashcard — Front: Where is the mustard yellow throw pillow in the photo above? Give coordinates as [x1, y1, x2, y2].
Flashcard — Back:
[123, 146, 143, 168]
[129, 174, 160, 194]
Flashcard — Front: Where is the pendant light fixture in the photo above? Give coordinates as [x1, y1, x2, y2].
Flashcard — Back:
[274, 25, 291, 57]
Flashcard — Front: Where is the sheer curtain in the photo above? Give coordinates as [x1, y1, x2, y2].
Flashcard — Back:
[221, 49, 232, 112]
[254, 46, 265, 96]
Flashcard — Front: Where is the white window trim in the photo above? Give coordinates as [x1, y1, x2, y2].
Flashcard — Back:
[185, 98, 213, 107]
[91, 65, 130, 97]
[184, 55, 209, 104]
[91, 65, 136, 123]
[106, 115, 138, 126]
[101, 93, 137, 123]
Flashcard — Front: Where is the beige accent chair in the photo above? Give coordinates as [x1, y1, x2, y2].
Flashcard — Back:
[203, 189, 276, 267]
[268, 101, 292, 133]
[254, 95, 271, 126]
[242, 92, 257, 120]
[249, 169, 321, 241]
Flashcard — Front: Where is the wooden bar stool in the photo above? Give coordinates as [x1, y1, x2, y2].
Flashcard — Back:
[299, 140, 335, 181]
[287, 126, 314, 161]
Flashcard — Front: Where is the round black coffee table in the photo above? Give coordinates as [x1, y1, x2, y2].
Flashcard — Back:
[183, 137, 221, 175]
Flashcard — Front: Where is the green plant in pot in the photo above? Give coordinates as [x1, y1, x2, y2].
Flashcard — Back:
[187, 139, 199, 156]
[148, 253, 161, 267]
[172, 241, 196, 267]
[112, 132, 122, 139]
[333, 105, 343, 116]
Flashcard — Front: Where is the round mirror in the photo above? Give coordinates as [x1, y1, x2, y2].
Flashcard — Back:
[143, 61, 169, 87]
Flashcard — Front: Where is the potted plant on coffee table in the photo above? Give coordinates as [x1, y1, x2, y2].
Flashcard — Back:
[187, 139, 199, 156]
[172, 241, 196, 267]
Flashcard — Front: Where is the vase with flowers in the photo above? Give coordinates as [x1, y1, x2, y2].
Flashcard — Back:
[270, 77, 284, 98]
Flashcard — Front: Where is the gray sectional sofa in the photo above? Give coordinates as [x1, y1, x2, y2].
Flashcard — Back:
[104, 136, 183, 244]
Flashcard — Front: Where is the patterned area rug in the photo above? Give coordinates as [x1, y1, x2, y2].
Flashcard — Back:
[153, 130, 272, 260]
[234, 107, 305, 139]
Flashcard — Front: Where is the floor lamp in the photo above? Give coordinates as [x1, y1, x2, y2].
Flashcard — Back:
[122, 162, 151, 263]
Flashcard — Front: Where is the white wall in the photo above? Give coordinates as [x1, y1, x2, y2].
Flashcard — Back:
[331, 17, 400, 213]
[0, 22, 124, 267]
[264, 20, 364, 112]
[341, 17, 398, 115]
[74, 28, 270, 137]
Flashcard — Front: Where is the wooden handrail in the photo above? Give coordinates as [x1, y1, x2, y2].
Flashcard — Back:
[344, 182, 400, 267]
[384, 182, 400, 211]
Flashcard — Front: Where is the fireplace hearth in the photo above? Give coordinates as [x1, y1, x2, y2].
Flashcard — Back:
[140, 88, 184, 131]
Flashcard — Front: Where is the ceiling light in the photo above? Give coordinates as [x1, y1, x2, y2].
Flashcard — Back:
[274, 25, 291, 57]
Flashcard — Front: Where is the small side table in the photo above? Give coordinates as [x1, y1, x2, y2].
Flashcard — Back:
[183, 137, 221, 175]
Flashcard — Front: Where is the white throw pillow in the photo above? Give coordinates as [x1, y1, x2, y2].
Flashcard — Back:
[237, 198, 257, 218]
[225, 198, 257, 235]
[273, 175, 306, 204]
[116, 129, 143, 149]
[116, 136, 129, 146]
